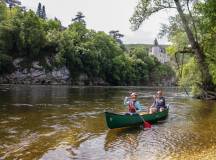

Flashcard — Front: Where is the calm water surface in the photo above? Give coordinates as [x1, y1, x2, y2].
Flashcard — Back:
[0, 85, 216, 160]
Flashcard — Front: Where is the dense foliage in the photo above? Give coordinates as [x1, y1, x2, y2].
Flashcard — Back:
[130, 0, 216, 98]
[0, 2, 174, 85]
[160, 0, 216, 96]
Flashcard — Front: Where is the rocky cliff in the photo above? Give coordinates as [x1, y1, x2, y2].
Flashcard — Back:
[0, 58, 107, 85]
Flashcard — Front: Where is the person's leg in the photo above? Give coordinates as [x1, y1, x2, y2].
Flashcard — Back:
[150, 107, 157, 114]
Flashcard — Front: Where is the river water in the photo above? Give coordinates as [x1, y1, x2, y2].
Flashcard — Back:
[0, 85, 216, 160]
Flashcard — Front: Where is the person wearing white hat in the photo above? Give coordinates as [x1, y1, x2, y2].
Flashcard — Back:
[124, 92, 144, 113]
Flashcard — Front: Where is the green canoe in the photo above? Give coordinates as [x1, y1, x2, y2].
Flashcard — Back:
[105, 108, 169, 129]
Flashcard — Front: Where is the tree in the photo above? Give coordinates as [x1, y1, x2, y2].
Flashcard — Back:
[36, 3, 47, 19]
[130, 0, 215, 99]
[72, 12, 86, 25]
[109, 30, 125, 50]
[0, 7, 22, 56]
[195, 0, 216, 97]
[0, 2, 7, 22]
[1, 0, 21, 8]
[20, 11, 47, 59]
[42, 5, 46, 19]
[109, 30, 124, 41]
[36, 2, 42, 17]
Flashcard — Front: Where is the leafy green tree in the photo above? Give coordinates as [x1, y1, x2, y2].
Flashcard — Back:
[17, 10, 46, 59]
[55, 22, 88, 77]
[128, 48, 150, 83]
[195, 0, 216, 96]
[179, 57, 202, 96]
[91, 31, 124, 83]
[128, 47, 175, 85]
[0, 3, 7, 22]
[0, 7, 22, 56]
[110, 54, 134, 85]
[43, 19, 62, 31]
[130, 0, 215, 98]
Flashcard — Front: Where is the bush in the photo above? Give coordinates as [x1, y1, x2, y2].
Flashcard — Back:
[0, 54, 13, 74]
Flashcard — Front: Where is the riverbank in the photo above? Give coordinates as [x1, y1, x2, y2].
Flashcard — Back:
[0, 73, 174, 86]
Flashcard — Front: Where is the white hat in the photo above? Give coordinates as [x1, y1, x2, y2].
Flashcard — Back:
[130, 92, 138, 96]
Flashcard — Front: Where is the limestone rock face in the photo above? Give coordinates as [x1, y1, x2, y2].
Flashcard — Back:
[12, 58, 23, 68]
[0, 59, 109, 85]
[52, 66, 70, 81]
[0, 61, 71, 84]
[32, 61, 43, 69]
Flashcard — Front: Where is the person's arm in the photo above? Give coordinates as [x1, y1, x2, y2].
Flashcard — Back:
[135, 101, 145, 111]
[151, 100, 156, 108]
[123, 97, 130, 106]
[150, 95, 156, 107]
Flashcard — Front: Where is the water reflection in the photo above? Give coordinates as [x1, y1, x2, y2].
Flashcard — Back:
[104, 127, 141, 151]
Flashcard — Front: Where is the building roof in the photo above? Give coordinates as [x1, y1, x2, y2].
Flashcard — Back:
[125, 43, 169, 50]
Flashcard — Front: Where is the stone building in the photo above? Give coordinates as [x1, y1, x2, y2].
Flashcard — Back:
[149, 39, 170, 64]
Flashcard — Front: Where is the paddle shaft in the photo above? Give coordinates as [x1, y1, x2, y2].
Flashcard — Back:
[137, 113, 151, 128]
[137, 113, 145, 123]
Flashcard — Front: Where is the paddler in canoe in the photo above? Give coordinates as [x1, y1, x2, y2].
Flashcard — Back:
[123, 92, 145, 114]
[149, 90, 167, 114]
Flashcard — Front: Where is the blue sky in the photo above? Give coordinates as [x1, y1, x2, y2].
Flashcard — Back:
[20, 0, 176, 44]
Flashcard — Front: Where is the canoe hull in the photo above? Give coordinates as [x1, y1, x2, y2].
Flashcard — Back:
[105, 109, 168, 129]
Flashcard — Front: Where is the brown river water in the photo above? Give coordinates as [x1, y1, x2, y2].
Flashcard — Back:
[0, 85, 216, 160]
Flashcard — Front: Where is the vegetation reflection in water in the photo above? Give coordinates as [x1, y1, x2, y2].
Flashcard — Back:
[0, 85, 216, 160]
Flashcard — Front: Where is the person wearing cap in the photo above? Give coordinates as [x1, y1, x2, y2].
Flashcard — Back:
[149, 90, 166, 114]
[124, 92, 144, 113]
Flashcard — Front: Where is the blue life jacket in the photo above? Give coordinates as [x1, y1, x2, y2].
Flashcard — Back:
[154, 97, 166, 110]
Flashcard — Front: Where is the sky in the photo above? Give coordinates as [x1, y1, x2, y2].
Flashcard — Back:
[20, 0, 176, 44]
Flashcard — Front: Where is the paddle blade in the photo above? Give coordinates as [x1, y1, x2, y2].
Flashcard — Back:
[144, 121, 151, 128]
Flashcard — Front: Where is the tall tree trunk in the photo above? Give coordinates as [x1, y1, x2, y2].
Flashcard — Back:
[174, 0, 215, 96]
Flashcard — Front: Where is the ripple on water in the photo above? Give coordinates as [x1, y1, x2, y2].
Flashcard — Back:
[39, 145, 75, 160]
[1, 86, 216, 160]
[1, 132, 39, 159]
[8, 117, 22, 121]
[0, 120, 9, 124]
[73, 134, 107, 160]
[72, 111, 103, 119]
[11, 104, 33, 107]
[50, 124, 69, 131]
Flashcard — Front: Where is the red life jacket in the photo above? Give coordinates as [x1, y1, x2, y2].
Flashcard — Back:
[128, 101, 136, 113]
